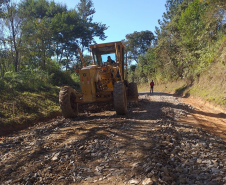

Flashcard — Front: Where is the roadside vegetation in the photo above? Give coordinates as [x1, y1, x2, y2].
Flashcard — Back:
[0, 68, 79, 126]
[0, 0, 104, 126]
[125, 0, 226, 109]
[0, 0, 226, 128]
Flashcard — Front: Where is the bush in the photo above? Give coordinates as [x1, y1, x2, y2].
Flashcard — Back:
[49, 69, 78, 87]
[71, 72, 80, 83]
[1, 69, 51, 91]
[0, 78, 6, 90]
[0, 68, 80, 93]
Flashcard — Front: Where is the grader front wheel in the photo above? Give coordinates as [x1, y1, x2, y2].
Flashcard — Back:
[59, 86, 78, 118]
[113, 81, 127, 115]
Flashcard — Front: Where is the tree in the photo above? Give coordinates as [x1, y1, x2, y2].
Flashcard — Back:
[4, 1, 23, 72]
[0, 0, 108, 76]
[131, 0, 226, 83]
[124, 31, 155, 63]
[19, 0, 69, 69]
[201, 0, 226, 41]
[51, 9, 82, 69]
[0, 43, 9, 77]
[0, 0, 9, 18]
[128, 65, 137, 82]
[153, 0, 191, 80]
[163, 0, 186, 21]
[76, 0, 108, 52]
[178, 0, 207, 51]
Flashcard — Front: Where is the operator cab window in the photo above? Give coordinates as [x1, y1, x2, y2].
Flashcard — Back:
[93, 53, 116, 66]
[101, 53, 115, 66]
[92, 45, 117, 66]
[93, 52, 102, 66]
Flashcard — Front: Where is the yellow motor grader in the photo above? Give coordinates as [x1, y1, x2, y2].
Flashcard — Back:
[59, 41, 138, 118]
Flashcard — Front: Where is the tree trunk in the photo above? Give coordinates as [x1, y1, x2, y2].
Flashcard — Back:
[11, 15, 18, 72]
[8, 6, 20, 72]
[14, 50, 18, 72]
[42, 39, 46, 69]
[66, 55, 69, 71]
[0, 64, 3, 77]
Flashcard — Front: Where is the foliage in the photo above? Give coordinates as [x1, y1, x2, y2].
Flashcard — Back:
[0, 89, 60, 126]
[1, 69, 51, 91]
[127, 65, 136, 83]
[123, 31, 155, 64]
[76, 0, 108, 51]
[0, 67, 78, 126]
[50, 69, 78, 87]
[71, 72, 81, 84]
[0, 68, 78, 93]
[0, 0, 108, 128]
[178, 0, 207, 51]
[0, 0, 107, 75]
[127, 0, 226, 84]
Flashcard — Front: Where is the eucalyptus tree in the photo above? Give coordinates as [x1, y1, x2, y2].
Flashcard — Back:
[15, 0, 108, 71]
[0, 41, 9, 77]
[0, 0, 10, 18]
[124, 30, 155, 64]
[19, 0, 67, 69]
[3, 1, 24, 72]
[51, 9, 83, 69]
[76, 0, 108, 52]
[154, 0, 192, 79]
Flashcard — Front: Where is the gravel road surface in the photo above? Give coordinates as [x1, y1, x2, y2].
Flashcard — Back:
[0, 92, 226, 185]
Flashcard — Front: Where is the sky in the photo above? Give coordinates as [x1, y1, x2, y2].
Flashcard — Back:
[53, 0, 167, 44]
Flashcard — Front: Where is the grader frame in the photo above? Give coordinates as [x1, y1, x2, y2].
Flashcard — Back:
[59, 41, 138, 118]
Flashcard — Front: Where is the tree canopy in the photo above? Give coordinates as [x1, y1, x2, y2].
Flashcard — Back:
[0, 0, 108, 76]
[124, 30, 155, 64]
[1, 0, 226, 87]
[126, 0, 226, 83]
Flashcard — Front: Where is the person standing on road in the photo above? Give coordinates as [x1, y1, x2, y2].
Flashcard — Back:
[150, 80, 154, 93]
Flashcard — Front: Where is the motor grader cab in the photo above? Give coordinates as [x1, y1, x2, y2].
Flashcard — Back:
[59, 41, 138, 118]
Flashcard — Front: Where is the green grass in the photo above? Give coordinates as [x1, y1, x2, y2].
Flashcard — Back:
[0, 69, 80, 128]
[137, 62, 226, 110]
[0, 88, 60, 126]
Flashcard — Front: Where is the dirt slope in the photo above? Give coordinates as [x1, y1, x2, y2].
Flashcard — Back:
[180, 96, 226, 142]
[0, 92, 226, 185]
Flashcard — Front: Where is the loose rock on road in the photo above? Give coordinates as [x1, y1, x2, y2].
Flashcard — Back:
[0, 92, 226, 185]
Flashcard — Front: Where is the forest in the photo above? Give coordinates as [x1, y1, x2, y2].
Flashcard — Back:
[0, 0, 107, 90]
[0, 0, 226, 88]
[0, 0, 226, 125]
[125, 0, 226, 84]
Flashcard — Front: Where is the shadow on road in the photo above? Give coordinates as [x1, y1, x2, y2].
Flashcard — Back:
[191, 109, 226, 119]
[139, 92, 173, 96]
[139, 92, 226, 120]
[1, 93, 226, 184]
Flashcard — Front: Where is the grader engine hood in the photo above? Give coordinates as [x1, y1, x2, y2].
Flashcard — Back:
[79, 65, 99, 103]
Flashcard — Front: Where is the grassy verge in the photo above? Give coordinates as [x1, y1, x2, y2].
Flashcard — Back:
[0, 88, 61, 127]
[138, 80, 186, 94]
[0, 69, 80, 131]
[138, 63, 226, 110]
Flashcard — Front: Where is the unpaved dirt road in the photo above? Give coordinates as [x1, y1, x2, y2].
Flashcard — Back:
[180, 96, 226, 142]
[0, 92, 226, 185]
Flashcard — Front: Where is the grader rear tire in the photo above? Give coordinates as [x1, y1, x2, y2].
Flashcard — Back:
[59, 86, 78, 118]
[113, 81, 127, 115]
[128, 82, 138, 104]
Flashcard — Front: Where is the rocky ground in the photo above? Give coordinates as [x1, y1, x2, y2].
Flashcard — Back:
[0, 92, 226, 185]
